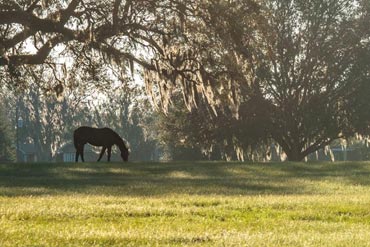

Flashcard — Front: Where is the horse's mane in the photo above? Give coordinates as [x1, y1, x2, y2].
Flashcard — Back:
[113, 131, 130, 153]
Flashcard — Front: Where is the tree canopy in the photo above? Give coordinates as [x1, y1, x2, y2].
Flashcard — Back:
[0, 0, 196, 93]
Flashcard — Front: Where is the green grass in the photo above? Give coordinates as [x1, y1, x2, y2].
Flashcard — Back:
[1, 161, 370, 246]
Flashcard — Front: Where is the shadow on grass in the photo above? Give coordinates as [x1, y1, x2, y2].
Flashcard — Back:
[0, 161, 369, 197]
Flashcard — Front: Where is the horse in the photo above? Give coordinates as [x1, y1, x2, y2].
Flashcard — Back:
[73, 126, 130, 162]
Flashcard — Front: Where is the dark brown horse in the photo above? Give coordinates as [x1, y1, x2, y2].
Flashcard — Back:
[74, 126, 130, 162]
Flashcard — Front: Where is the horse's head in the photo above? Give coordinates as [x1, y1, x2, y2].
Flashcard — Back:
[121, 139, 131, 162]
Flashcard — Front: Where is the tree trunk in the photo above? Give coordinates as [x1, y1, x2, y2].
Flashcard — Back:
[279, 140, 306, 162]
[285, 151, 305, 162]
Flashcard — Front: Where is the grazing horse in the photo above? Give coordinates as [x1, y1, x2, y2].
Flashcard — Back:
[73, 126, 130, 162]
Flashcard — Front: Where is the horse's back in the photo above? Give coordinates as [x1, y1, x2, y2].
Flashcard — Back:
[74, 126, 94, 137]
[74, 126, 117, 147]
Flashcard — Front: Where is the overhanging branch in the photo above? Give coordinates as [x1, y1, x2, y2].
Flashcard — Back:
[0, 36, 64, 66]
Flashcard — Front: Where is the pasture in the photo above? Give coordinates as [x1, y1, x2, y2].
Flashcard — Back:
[1, 161, 370, 246]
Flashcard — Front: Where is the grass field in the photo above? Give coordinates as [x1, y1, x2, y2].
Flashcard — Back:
[1, 161, 370, 246]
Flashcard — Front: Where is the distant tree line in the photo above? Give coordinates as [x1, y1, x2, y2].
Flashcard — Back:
[0, 102, 14, 162]
[0, 79, 158, 162]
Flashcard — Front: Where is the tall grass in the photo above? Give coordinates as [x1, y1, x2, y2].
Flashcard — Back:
[1, 161, 370, 246]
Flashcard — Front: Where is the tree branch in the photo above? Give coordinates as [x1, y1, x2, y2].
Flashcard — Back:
[0, 36, 64, 66]
[90, 41, 155, 70]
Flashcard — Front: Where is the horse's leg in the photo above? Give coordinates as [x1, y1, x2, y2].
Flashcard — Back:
[107, 146, 112, 162]
[97, 147, 106, 161]
[79, 144, 85, 162]
[75, 143, 82, 162]
[75, 149, 79, 162]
